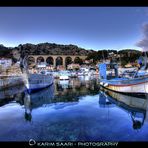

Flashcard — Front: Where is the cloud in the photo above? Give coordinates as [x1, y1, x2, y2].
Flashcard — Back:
[136, 23, 148, 51]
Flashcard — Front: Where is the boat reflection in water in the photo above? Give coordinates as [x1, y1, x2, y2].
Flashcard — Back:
[1, 75, 148, 141]
[13, 76, 100, 122]
[55, 76, 100, 97]
[99, 88, 148, 130]
[14, 84, 55, 122]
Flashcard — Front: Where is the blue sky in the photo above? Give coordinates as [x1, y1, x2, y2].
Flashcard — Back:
[0, 7, 148, 51]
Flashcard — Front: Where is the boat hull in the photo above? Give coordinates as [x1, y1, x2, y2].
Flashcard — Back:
[59, 75, 69, 80]
[100, 77, 148, 95]
[25, 74, 54, 93]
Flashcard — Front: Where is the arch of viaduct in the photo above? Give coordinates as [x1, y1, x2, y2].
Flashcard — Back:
[28, 55, 87, 68]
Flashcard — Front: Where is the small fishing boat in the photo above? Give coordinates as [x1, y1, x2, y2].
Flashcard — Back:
[12, 53, 54, 94]
[58, 79, 69, 89]
[69, 71, 78, 78]
[52, 71, 60, 79]
[23, 73, 54, 93]
[99, 54, 148, 95]
[77, 70, 85, 76]
[59, 71, 70, 80]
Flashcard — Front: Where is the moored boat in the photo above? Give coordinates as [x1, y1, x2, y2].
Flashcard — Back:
[100, 75, 148, 95]
[99, 55, 148, 95]
[23, 73, 54, 93]
[59, 71, 70, 80]
[11, 49, 54, 94]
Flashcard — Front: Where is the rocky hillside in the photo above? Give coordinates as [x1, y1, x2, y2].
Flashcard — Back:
[15, 43, 94, 56]
[0, 43, 142, 63]
[0, 43, 95, 58]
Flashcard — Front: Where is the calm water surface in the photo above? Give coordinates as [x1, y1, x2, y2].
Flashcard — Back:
[0, 75, 148, 141]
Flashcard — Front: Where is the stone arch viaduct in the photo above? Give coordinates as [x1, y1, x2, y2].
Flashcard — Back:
[28, 55, 87, 68]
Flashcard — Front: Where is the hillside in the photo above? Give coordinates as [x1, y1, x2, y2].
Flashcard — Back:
[0, 44, 13, 58]
[16, 43, 94, 56]
[0, 43, 142, 65]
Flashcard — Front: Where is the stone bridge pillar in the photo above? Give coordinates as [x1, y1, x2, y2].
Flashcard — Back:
[28, 55, 87, 69]
[35, 57, 37, 64]
[63, 57, 66, 69]
[71, 57, 75, 63]
[43, 56, 46, 63]
[53, 57, 56, 68]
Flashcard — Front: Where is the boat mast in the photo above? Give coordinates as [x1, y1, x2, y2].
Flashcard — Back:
[19, 45, 29, 74]
[102, 50, 105, 62]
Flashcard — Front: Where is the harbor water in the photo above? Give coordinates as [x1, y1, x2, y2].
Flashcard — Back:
[0, 75, 148, 141]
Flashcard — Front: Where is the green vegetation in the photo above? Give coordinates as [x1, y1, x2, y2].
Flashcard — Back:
[74, 58, 84, 65]
[86, 49, 142, 67]
[86, 50, 117, 64]
[118, 49, 142, 67]
[0, 44, 12, 58]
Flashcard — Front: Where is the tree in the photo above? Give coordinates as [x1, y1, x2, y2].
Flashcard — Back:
[74, 58, 83, 65]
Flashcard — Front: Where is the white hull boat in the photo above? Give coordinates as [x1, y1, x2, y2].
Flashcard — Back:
[59, 71, 70, 80]
[23, 73, 54, 93]
[59, 75, 69, 80]
[99, 55, 148, 95]
[100, 76, 148, 95]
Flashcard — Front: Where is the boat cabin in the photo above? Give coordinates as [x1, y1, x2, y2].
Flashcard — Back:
[98, 62, 118, 80]
[99, 54, 148, 80]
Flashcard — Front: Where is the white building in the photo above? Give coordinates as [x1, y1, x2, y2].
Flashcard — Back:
[0, 58, 12, 68]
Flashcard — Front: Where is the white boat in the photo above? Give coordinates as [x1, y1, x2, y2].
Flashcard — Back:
[100, 75, 148, 94]
[69, 71, 78, 78]
[11, 51, 54, 93]
[88, 70, 96, 76]
[77, 70, 85, 76]
[99, 55, 148, 95]
[23, 73, 54, 93]
[59, 71, 70, 80]
[77, 68, 90, 76]
[58, 79, 69, 88]
[52, 71, 60, 79]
